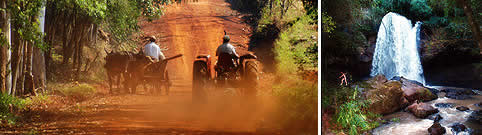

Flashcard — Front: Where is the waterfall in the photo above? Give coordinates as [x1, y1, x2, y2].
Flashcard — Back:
[370, 12, 425, 85]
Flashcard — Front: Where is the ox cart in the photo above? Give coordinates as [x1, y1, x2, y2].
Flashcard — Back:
[140, 54, 183, 95]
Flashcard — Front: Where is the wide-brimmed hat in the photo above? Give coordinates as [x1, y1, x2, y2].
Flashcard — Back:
[146, 35, 156, 42]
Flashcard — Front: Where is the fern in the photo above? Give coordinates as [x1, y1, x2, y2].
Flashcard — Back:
[336, 88, 373, 135]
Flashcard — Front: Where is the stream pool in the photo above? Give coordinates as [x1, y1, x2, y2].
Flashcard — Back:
[372, 86, 481, 135]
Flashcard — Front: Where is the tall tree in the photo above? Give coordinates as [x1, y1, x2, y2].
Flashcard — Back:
[8, 0, 44, 95]
[457, 0, 481, 53]
[0, 0, 8, 93]
[32, 0, 46, 92]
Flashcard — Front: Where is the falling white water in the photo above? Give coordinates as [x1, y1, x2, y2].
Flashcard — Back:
[371, 12, 425, 85]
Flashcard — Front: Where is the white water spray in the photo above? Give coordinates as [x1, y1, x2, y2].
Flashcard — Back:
[370, 12, 425, 85]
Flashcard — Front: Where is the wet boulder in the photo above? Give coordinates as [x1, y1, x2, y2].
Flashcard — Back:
[428, 122, 446, 135]
[441, 88, 476, 100]
[468, 110, 482, 124]
[363, 75, 409, 115]
[456, 106, 469, 111]
[450, 123, 467, 133]
[391, 76, 402, 81]
[428, 114, 443, 122]
[434, 103, 455, 108]
[369, 74, 388, 87]
[406, 101, 439, 118]
[391, 76, 424, 86]
[426, 87, 440, 95]
[474, 102, 482, 107]
[399, 77, 437, 103]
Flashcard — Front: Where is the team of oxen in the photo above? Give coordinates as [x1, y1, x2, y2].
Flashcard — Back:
[104, 49, 182, 95]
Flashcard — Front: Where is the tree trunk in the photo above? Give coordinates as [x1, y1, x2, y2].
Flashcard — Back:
[10, 30, 23, 96]
[19, 40, 27, 95]
[33, 1, 46, 93]
[75, 42, 82, 80]
[5, 4, 11, 95]
[24, 41, 34, 96]
[458, 0, 481, 53]
[44, 3, 56, 79]
[33, 46, 45, 92]
[0, 0, 7, 93]
[74, 24, 87, 80]
[62, 12, 75, 66]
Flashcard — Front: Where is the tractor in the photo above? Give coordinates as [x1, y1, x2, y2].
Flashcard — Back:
[192, 53, 259, 102]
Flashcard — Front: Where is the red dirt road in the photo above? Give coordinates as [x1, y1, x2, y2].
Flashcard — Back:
[0, 0, 277, 134]
[141, 0, 252, 82]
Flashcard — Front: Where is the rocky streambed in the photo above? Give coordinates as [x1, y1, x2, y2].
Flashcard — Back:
[357, 75, 481, 135]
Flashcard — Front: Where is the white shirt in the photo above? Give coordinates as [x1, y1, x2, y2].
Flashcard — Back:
[216, 43, 238, 56]
[143, 42, 165, 61]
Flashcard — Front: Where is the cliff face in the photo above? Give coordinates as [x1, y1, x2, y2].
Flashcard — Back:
[347, 30, 481, 89]
[421, 40, 481, 89]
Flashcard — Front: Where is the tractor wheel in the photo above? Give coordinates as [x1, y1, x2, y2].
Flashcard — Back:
[243, 61, 259, 97]
[192, 61, 208, 103]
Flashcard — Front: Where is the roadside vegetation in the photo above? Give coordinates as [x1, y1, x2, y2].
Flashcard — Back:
[229, 0, 318, 134]
[0, 0, 174, 127]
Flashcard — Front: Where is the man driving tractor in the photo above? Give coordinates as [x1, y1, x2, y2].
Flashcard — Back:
[192, 32, 259, 102]
[215, 34, 239, 72]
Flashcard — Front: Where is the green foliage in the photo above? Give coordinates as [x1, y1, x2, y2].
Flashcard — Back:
[273, 79, 318, 133]
[26, 129, 39, 135]
[46, 0, 170, 45]
[75, 0, 107, 22]
[270, 8, 318, 133]
[27, 93, 52, 106]
[371, 0, 432, 21]
[0, 28, 7, 47]
[49, 0, 107, 22]
[424, 16, 449, 27]
[301, 0, 318, 21]
[257, 0, 305, 31]
[105, 0, 141, 43]
[424, 0, 475, 39]
[136, 0, 170, 21]
[0, 93, 28, 125]
[56, 83, 96, 101]
[409, 0, 432, 20]
[336, 87, 379, 135]
[103, 0, 171, 43]
[322, 12, 336, 33]
[7, 0, 47, 50]
[275, 15, 317, 74]
[390, 117, 400, 122]
[323, 30, 361, 60]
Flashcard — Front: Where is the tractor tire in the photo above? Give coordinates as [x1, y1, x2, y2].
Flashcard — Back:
[192, 61, 208, 103]
[243, 61, 259, 97]
[164, 70, 170, 95]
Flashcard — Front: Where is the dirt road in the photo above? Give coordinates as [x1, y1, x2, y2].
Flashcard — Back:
[141, 0, 252, 82]
[1, 0, 277, 134]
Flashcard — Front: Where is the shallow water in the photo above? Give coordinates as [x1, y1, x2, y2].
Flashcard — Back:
[372, 87, 482, 135]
